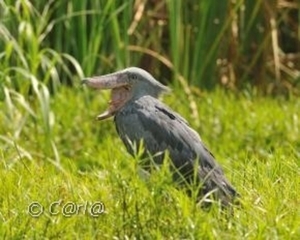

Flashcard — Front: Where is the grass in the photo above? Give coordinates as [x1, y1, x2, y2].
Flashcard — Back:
[0, 0, 299, 239]
[0, 86, 299, 239]
[2, 1, 299, 92]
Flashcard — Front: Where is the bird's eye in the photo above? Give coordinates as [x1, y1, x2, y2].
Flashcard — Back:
[130, 74, 137, 80]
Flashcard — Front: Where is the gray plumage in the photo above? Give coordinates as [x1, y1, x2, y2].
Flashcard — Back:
[82, 67, 238, 206]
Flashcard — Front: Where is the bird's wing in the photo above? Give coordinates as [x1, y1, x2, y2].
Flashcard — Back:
[114, 96, 237, 199]
[115, 96, 224, 174]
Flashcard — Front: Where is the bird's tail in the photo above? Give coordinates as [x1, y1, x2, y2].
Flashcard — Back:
[199, 170, 239, 208]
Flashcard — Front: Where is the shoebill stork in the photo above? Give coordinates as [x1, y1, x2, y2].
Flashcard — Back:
[82, 67, 238, 206]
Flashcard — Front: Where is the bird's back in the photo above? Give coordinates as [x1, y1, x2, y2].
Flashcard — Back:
[114, 95, 237, 205]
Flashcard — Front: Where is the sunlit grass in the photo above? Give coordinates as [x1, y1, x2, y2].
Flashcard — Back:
[0, 0, 299, 238]
[1, 86, 299, 239]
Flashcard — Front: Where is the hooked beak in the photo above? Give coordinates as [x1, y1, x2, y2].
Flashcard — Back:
[82, 72, 132, 120]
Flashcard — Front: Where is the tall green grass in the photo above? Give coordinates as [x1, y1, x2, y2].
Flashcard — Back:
[0, 0, 83, 157]
[1, 86, 299, 239]
[0, 0, 299, 239]
[2, 0, 298, 91]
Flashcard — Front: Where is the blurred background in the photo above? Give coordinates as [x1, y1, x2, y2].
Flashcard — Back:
[0, 0, 299, 163]
[1, 0, 299, 166]
[0, 2, 299, 238]
[1, 0, 299, 95]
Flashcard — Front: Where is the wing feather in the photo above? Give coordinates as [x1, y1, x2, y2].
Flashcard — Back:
[114, 96, 237, 200]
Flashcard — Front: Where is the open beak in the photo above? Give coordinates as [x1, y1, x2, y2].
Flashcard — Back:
[82, 72, 131, 120]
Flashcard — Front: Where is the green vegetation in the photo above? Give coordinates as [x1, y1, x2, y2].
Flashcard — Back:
[1, 87, 299, 239]
[0, 0, 299, 239]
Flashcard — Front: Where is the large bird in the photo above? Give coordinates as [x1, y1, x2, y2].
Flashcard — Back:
[82, 67, 238, 206]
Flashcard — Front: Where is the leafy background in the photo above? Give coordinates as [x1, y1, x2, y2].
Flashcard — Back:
[0, 0, 299, 239]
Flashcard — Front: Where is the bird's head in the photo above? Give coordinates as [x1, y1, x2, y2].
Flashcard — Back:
[82, 67, 170, 120]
